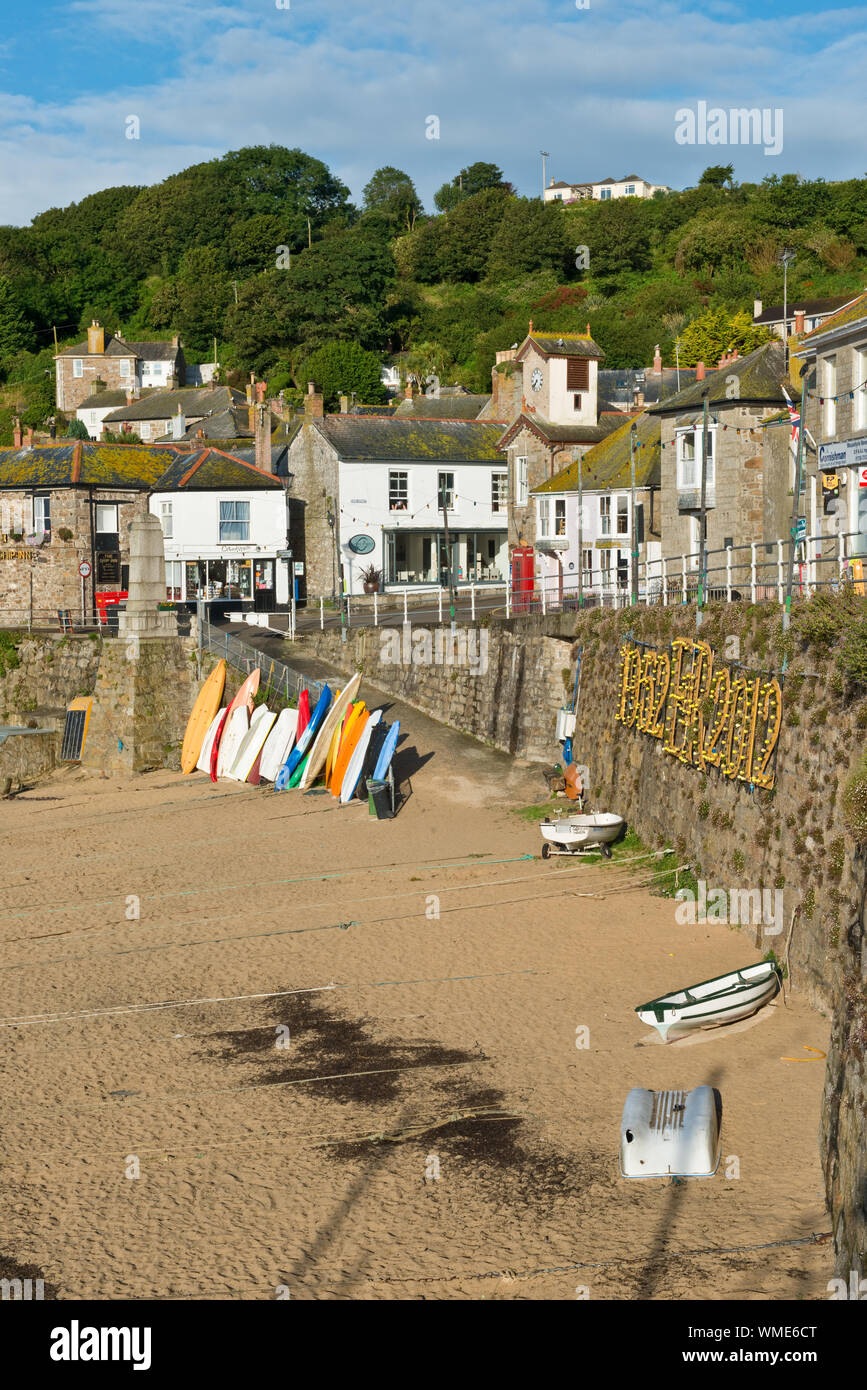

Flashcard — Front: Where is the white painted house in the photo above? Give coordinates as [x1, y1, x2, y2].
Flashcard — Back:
[148, 447, 290, 608]
[544, 175, 670, 204]
[301, 416, 510, 596]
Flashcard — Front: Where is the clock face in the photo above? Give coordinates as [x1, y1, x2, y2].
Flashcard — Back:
[531, 367, 543, 392]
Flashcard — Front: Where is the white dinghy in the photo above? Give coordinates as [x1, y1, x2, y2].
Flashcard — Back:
[635, 960, 781, 1043]
[540, 812, 624, 859]
[620, 1086, 720, 1179]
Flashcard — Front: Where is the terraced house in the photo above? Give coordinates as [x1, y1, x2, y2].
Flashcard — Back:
[54, 322, 186, 413]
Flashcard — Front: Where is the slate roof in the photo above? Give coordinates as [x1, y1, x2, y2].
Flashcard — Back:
[0, 442, 282, 491]
[517, 331, 604, 362]
[103, 385, 243, 423]
[57, 334, 182, 360]
[125, 341, 182, 361]
[754, 294, 858, 326]
[598, 368, 700, 408]
[75, 389, 138, 410]
[394, 394, 490, 420]
[497, 411, 624, 451]
[313, 416, 507, 462]
[155, 405, 255, 441]
[796, 290, 867, 342]
[647, 341, 788, 414]
[533, 412, 661, 494]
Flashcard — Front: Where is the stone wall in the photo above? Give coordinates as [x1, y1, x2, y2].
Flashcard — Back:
[285, 420, 340, 600]
[84, 635, 201, 773]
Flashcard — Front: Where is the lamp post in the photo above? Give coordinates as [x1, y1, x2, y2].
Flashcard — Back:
[630, 422, 638, 606]
[326, 506, 336, 602]
[540, 150, 550, 200]
[779, 248, 796, 370]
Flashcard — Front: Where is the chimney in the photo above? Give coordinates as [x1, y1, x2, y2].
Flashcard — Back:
[87, 320, 105, 355]
[255, 403, 273, 473]
[403, 382, 414, 400]
[197, 428, 204, 440]
[12, 417, 22, 447]
[24, 427, 34, 446]
[490, 365, 498, 413]
[256, 380, 267, 403]
[245, 384, 253, 405]
[653, 344, 662, 374]
[339, 394, 349, 414]
[304, 381, 324, 419]
[753, 298, 762, 320]
[171, 404, 186, 440]
[696, 361, 706, 381]
[794, 310, 805, 335]
[528, 319, 534, 334]
[633, 387, 645, 408]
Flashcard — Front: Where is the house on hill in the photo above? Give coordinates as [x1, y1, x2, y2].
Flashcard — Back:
[101, 385, 246, 445]
[55, 323, 186, 413]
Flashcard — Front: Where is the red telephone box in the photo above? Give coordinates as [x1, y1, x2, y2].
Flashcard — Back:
[510, 545, 535, 613]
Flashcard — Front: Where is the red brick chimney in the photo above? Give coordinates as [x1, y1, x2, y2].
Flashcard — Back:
[696, 361, 706, 381]
[794, 310, 805, 335]
[24, 427, 34, 446]
[255, 380, 267, 403]
[653, 344, 662, 374]
[304, 380, 324, 419]
[12, 417, 22, 447]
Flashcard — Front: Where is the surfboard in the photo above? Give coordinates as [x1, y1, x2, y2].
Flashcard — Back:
[275, 685, 331, 790]
[296, 688, 311, 740]
[227, 668, 260, 719]
[372, 720, 400, 782]
[209, 707, 230, 783]
[259, 708, 298, 782]
[181, 660, 226, 773]
[228, 705, 276, 782]
[340, 709, 382, 804]
[299, 673, 362, 790]
[197, 708, 225, 774]
[217, 706, 249, 779]
[330, 702, 367, 798]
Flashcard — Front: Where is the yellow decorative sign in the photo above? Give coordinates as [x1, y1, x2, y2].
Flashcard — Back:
[0, 549, 40, 560]
[615, 638, 782, 789]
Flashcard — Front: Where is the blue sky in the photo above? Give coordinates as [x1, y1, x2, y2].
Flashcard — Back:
[0, 0, 865, 223]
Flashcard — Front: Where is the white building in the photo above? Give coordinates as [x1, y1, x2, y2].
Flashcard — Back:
[544, 175, 671, 204]
[148, 448, 291, 609]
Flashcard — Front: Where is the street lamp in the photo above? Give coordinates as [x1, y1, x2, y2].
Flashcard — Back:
[326, 506, 336, 602]
[540, 150, 550, 200]
[778, 248, 796, 369]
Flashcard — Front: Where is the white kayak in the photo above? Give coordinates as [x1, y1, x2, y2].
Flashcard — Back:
[635, 960, 781, 1043]
[196, 709, 225, 773]
[216, 706, 249, 779]
[339, 709, 382, 804]
[258, 707, 298, 782]
[227, 705, 276, 782]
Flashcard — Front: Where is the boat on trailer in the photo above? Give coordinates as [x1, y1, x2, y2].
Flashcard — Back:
[540, 811, 624, 858]
[635, 960, 781, 1043]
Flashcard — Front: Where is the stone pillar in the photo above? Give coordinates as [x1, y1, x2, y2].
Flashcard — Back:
[118, 513, 175, 638]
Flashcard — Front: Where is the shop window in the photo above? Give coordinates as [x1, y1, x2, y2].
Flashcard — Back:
[219, 500, 250, 541]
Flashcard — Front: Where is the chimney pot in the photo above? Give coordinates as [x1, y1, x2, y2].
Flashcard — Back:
[794, 310, 805, 335]
[307, 381, 316, 394]
[652, 343, 662, 374]
[696, 361, 706, 381]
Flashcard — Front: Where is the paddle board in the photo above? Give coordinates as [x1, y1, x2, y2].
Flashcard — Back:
[340, 709, 382, 803]
[299, 672, 362, 790]
[329, 701, 367, 797]
[197, 708, 225, 774]
[182, 660, 226, 773]
[259, 708, 298, 782]
[227, 668, 260, 719]
[275, 685, 331, 790]
[217, 706, 249, 778]
[227, 705, 276, 782]
[209, 707, 230, 783]
[372, 720, 400, 782]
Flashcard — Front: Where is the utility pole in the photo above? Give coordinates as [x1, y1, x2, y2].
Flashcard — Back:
[540, 150, 550, 200]
[630, 422, 638, 606]
[696, 391, 709, 628]
[783, 366, 809, 631]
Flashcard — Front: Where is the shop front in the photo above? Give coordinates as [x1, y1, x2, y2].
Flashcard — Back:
[165, 553, 279, 610]
[381, 528, 507, 588]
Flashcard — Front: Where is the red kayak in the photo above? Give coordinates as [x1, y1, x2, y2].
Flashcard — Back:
[209, 707, 230, 784]
[297, 688, 311, 740]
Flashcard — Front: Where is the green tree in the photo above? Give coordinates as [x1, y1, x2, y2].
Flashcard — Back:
[577, 198, 652, 284]
[435, 187, 511, 282]
[699, 165, 735, 189]
[362, 167, 422, 232]
[0, 276, 29, 376]
[677, 306, 773, 366]
[433, 161, 508, 211]
[299, 342, 386, 408]
[486, 198, 571, 278]
[64, 418, 90, 439]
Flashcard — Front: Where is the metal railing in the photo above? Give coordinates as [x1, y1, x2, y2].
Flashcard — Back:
[201, 619, 324, 707]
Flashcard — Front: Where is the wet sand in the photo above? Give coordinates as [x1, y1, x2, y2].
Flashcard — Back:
[0, 678, 831, 1300]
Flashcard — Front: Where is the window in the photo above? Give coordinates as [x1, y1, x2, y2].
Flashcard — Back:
[581, 547, 593, 585]
[600, 495, 611, 535]
[599, 188, 611, 200]
[437, 471, 454, 511]
[119, 359, 130, 378]
[625, 184, 635, 196]
[554, 499, 566, 536]
[688, 515, 701, 567]
[388, 471, 408, 510]
[491, 471, 507, 512]
[572, 394, 583, 411]
[515, 456, 528, 506]
[152, 362, 163, 376]
[676, 428, 716, 491]
[824, 355, 837, 436]
[159, 500, 173, 540]
[616, 496, 629, 535]
[95, 503, 118, 533]
[165, 560, 182, 600]
[219, 499, 249, 541]
[32, 495, 51, 535]
[539, 499, 550, 536]
[857, 350, 867, 430]
[72, 359, 83, 378]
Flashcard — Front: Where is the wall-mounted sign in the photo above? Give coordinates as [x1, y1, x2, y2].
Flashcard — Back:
[818, 437, 867, 470]
[96, 552, 120, 584]
[821, 471, 840, 514]
[294, 561, 304, 576]
[78, 560, 92, 578]
[1, 548, 40, 561]
[616, 638, 782, 790]
[348, 534, 375, 555]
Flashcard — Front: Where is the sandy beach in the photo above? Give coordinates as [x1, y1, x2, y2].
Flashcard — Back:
[0, 672, 831, 1300]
